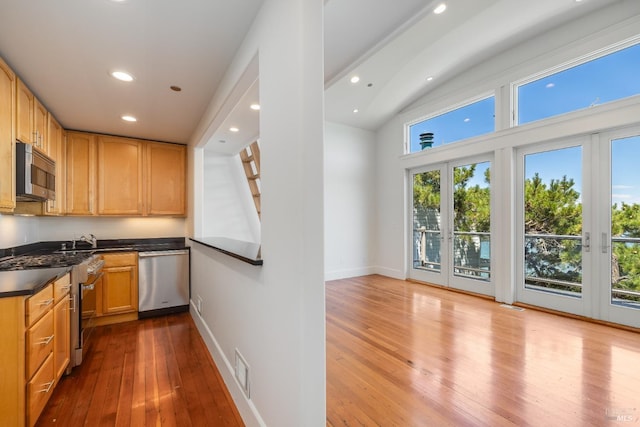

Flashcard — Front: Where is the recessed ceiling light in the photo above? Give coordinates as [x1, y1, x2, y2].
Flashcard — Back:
[433, 3, 447, 14]
[250, 103, 260, 111]
[426, 76, 434, 82]
[111, 71, 134, 82]
[121, 115, 137, 122]
[353, 109, 359, 113]
[229, 127, 239, 132]
[350, 75, 360, 84]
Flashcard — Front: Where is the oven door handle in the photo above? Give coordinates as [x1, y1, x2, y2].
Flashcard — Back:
[82, 272, 103, 290]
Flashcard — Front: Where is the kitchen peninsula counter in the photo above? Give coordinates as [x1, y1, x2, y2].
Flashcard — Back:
[189, 237, 262, 265]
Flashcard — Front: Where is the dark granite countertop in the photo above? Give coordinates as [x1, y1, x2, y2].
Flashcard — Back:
[0, 267, 71, 297]
[190, 237, 262, 265]
[0, 237, 188, 298]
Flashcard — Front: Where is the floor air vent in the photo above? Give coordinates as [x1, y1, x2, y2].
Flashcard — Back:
[500, 304, 525, 311]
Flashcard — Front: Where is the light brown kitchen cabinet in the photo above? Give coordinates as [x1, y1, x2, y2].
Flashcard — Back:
[97, 136, 143, 215]
[101, 252, 138, 315]
[44, 116, 65, 215]
[52, 274, 71, 382]
[66, 131, 96, 215]
[16, 78, 47, 150]
[145, 142, 186, 216]
[25, 283, 57, 427]
[0, 278, 66, 427]
[16, 78, 33, 145]
[0, 296, 26, 427]
[63, 131, 186, 217]
[33, 98, 47, 151]
[0, 57, 16, 213]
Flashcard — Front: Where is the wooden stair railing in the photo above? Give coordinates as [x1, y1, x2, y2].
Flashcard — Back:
[239, 141, 261, 217]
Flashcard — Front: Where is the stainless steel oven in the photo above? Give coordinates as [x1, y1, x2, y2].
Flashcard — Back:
[69, 254, 104, 369]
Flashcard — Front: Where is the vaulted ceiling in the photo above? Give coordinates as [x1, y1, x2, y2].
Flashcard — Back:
[0, 0, 620, 152]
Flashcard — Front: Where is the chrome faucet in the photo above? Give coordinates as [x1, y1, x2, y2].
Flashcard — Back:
[80, 234, 98, 248]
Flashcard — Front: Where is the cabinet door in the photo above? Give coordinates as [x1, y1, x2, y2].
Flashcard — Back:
[33, 98, 47, 151]
[53, 296, 70, 381]
[66, 132, 96, 215]
[16, 78, 34, 145]
[26, 353, 54, 427]
[0, 58, 15, 213]
[102, 253, 138, 315]
[145, 142, 186, 216]
[98, 136, 143, 215]
[45, 116, 64, 215]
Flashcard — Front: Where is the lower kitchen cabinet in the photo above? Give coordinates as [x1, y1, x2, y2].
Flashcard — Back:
[52, 274, 71, 382]
[0, 272, 70, 427]
[96, 252, 138, 325]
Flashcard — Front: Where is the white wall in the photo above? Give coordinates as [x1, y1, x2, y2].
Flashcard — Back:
[202, 151, 260, 243]
[0, 214, 38, 247]
[188, 0, 325, 426]
[324, 121, 376, 280]
[374, 3, 640, 282]
[0, 214, 185, 248]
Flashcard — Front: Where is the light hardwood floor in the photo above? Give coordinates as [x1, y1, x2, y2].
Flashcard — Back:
[326, 275, 640, 426]
[37, 275, 640, 426]
[36, 313, 243, 427]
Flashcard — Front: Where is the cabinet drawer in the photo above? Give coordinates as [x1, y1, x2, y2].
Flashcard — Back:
[27, 352, 55, 427]
[26, 283, 54, 327]
[103, 252, 137, 267]
[26, 309, 54, 379]
[53, 273, 72, 303]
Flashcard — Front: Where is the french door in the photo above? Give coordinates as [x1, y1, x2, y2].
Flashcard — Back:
[409, 156, 494, 296]
[517, 129, 640, 328]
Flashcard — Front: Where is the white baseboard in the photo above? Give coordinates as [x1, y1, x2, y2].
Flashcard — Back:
[324, 266, 376, 281]
[189, 302, 266, 427]
[372, 266, 405, 280]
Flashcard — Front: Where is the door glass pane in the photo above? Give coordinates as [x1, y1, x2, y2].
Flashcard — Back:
[453, 162, 490, 281]
[413, 170, 441, 271]
[524, 147, 583, 296]
[611, 136, 640, 309]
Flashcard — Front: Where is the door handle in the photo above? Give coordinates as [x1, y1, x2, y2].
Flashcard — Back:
[602, 232, 610, 254]
[583, 232, 590, 252]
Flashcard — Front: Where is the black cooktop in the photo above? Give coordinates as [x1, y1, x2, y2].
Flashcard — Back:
[0, 252, 92, 271]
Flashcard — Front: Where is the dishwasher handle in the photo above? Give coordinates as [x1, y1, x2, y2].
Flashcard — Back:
[138, 249, 189, 258]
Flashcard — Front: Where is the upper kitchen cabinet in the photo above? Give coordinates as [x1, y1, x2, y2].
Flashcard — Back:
[145, 142, 186, 216]
[97, 136, 143, 215]
[66, 131, 97, 216]
[65, 131, 185, 217]
[16, 78, 47, 150]
[44, 116, 64, 216]
[0, 57, 16, 213]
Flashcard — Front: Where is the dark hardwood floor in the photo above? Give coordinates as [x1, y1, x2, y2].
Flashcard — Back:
[326, 275, 640, 426]
[37, 313, 244, 427]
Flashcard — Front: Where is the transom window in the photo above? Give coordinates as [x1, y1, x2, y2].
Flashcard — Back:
[516, 40, 640, 126]
[407, 96, 495, 154]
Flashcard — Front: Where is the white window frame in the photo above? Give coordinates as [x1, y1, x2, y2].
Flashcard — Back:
[511, 35, 640, 127]
[405, 91, 496, 154]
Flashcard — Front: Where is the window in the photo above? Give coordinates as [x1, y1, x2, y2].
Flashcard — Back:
[407, 96, 495, 153]
[516, 41, 640, 125]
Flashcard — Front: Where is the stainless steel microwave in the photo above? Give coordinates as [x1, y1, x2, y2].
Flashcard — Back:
[16, 141, 56, 201]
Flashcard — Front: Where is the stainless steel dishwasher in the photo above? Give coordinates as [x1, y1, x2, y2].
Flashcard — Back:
[138, 249, 190, 318]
